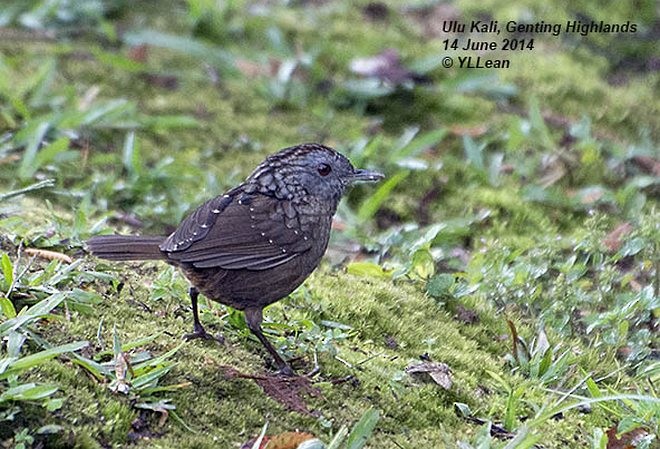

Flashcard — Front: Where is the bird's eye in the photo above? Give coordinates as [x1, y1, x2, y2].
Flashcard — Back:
[317, 163, 331, 176]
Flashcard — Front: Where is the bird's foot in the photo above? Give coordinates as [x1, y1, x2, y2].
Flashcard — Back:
[183, 325, 224, 343]
[276, 364, 296, 377]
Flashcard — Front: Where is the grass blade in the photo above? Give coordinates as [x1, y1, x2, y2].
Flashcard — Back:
[131, 364, 175, 390]
[123, 30, 236, 74]
[0, 383, 58, 402]
[357, 170, 408, 221]
[1, 341, 88, 378]
[250, 422, 268, 449]
[18, 120, 50, 180]
[96, 332, 163, 360]
[326, 425, 349, 449]
[0, 178, 55, 202]
[1, 253, 13, 293]
[346, 408, 380, 449]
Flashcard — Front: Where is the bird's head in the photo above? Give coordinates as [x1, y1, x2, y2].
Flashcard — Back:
[247, 143, 384, 203]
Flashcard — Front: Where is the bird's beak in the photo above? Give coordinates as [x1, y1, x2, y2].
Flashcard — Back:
[351, 168, 385, 183]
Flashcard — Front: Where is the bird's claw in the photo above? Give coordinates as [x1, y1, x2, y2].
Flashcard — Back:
[183, 327, 223, 343]
[276, 364, 296, 377]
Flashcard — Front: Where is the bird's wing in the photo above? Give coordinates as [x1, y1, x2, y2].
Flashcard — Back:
[159, 193, 234, 253]
[161, 192, 313, 270]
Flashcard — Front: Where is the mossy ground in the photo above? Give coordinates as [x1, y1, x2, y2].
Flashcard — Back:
[14, 266, 630, 448]
[1, 0, 658, 448]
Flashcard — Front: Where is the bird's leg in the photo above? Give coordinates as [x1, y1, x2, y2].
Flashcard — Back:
[244, 307, 294, 376]
[183, 287, 217, 341]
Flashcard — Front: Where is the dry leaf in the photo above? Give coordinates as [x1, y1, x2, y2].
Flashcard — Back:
[128, 44, 148, 63]
[602, 222, 633, 252]
[350, 49, 426, 84]
[141, 73, 179, 90]
[606, 425, 649, 449]
[449, 125, 488, 137]
[79, 85, 101, 111]
[24, 248, 73, 264]
[538, 154, 567, 187]
[236, 58, 270, 78]
[454, 304, 479, 324]
[406, 361, 453, 390]
[110, 352, 131, 394]
[222, 366, 321, 415]
[241, 432, 318, 449]
[267, 432, 316, 449]
[630, 156, 660, 176]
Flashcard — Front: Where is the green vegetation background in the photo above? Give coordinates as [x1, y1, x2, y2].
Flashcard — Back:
[0, 1, 657, 448]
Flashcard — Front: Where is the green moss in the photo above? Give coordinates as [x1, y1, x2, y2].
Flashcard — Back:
[101, 402, 136, 443]
[5, 258, 617, 448]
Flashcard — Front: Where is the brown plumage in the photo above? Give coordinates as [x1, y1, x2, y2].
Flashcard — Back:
[87, 143, 383, 374]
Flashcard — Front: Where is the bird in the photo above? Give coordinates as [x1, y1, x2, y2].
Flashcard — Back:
[87, 143, 384, 375]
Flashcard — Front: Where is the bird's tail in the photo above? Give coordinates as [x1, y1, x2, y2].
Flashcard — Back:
[87, 235, 166, 261]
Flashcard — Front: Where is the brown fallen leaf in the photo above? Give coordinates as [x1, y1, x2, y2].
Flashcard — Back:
[606, 425, 649, 449]
[449, 125, 488, 137]
[630, 155, 660, 176]
[222, 366, 321, 415]
[269, 432, 317, 449]
[241, 432, 322, 449]
[615, 346, 633, 361]
[350, 48, 428, 84]
[602, 222, 633, 252]
[235, 58, 271, 78]
[128, 411, 165, 443]
[454, 304, 479, 324]
[128, 44, 149, 63]
[0, 154, 21, 165]
[406, 361, 453, 390]
[141, 73, 179, 90]
[24, 248, 73, 264]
